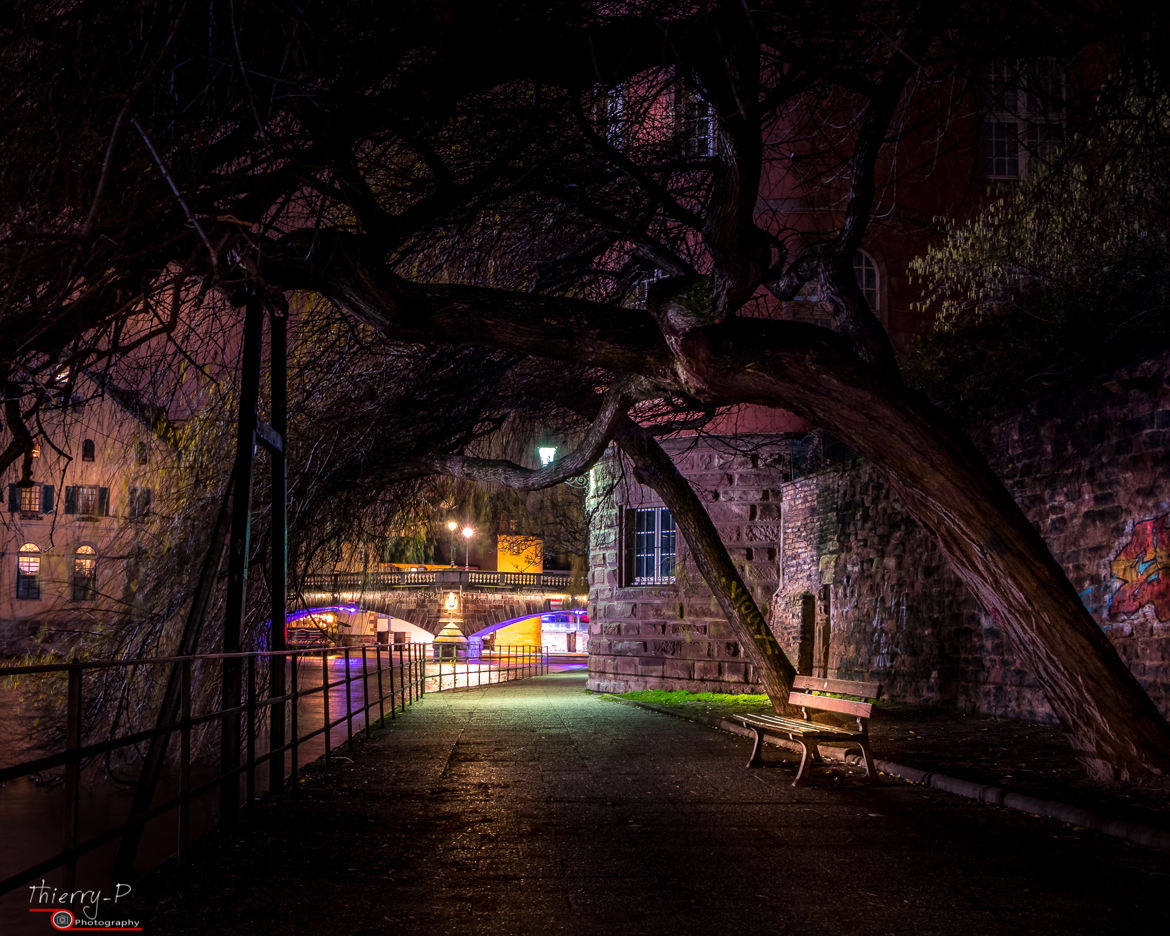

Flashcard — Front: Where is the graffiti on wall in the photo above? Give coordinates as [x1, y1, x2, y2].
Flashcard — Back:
[1108, 515, 1170, 622]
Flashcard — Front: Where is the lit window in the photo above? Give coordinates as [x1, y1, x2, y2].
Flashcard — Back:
[19, 484, 40, 513]
[7, 483, 52, 514]
[853, 251, 880, 314]
[625, 507, 676, 585]
[16, 543, 40, 600]
[82, 438, 95, 462]
[73, 545, 96, 601]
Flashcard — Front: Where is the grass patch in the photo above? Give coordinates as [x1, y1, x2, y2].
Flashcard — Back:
[612, 689, 774, 719]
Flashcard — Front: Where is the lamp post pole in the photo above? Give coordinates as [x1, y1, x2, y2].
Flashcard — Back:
[447, 520, 457, 568]
[462, 526, 474, 571]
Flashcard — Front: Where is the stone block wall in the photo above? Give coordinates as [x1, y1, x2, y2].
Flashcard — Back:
[586, 436, 787, 694]
[587, 354, 1170, 722]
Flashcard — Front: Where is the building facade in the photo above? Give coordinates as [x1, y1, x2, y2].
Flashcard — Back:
[0, 396, 167, 655]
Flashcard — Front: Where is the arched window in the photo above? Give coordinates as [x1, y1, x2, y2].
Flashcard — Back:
[82, 438, 95, 462]
[852, 250, 880, 314]
[73, 545, 97, 602]
[16, 543, 40, 600]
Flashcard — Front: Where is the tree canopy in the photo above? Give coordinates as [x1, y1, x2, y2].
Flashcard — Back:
[3, 0, 1170, 779]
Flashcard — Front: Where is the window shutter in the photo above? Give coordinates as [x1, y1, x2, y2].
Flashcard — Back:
[128, 486, 137, 516]
[141, 488, 152, 515]
[7, 484, 17, 513]
[64, 486, 76, 514]
[41, 485, 54, 513]
[98, 487, 110, 516]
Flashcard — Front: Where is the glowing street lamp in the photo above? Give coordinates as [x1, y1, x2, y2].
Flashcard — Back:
[447, 520, 458, 567]
[538, 441, 588, 489]
[461, 525, 475, 570]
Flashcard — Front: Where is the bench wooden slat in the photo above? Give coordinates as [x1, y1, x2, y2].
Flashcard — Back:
[793, 676, 881, 699]
[788, 691, 872, 720]
[735, 677, 882, 785]
[739, 714, 858, 737]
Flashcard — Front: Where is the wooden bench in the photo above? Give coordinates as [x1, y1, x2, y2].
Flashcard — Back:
[735, 676, 881, 786]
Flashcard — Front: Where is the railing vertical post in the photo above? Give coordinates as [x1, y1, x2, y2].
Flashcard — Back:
[246, 653, 256, 813]
[344, 647, 354, 753]
[361, 645, 371, 739]
[64, 659, 82, 889]
[389, 644, 397, 718]
[290, 653, 300, 787]
[178, 658, 192, 869]
[269, 652, 285, 795]
[375, 643, 385, 725]
[269, 303, 288, 795]
[321, 650, 331, 769]
[221, 293, 265, 828]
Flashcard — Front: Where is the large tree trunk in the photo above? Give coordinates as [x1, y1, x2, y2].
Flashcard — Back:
[615, 419, 796, 707]
[670, 322, 1170, 781]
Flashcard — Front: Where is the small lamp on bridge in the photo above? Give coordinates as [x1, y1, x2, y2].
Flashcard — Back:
[461, 525, 475, 570]
[447, 520, 458, 568]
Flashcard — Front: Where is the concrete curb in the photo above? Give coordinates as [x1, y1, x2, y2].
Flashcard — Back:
[603, 695, 1170, 852]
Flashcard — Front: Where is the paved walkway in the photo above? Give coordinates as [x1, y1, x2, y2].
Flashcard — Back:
[134, 671, 1170, 935]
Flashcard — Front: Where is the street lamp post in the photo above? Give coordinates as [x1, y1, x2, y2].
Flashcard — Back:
[447, 520, 457, 568]
[462, 525, 474, 570]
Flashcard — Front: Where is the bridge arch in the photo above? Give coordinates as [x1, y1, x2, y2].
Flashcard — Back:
[283, 601, 588, 652]
[292, 569, 587, 644]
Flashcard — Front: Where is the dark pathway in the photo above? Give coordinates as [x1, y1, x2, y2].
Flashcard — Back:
[129, 671, 1170, 935]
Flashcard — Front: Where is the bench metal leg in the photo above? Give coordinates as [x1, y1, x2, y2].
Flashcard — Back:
[857, 740, 877, 782]
[793, 741, 820, 786]
[746, 727, 766, 767]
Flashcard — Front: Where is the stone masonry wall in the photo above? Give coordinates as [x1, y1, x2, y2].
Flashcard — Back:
[586, 436, 786, 694]
[588, 354, 1170, 721]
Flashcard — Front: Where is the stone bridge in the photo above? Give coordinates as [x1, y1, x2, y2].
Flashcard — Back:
[292, 569, 587, 636]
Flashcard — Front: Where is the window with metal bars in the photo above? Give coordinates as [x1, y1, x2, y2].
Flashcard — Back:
[625, 507, 676, 585]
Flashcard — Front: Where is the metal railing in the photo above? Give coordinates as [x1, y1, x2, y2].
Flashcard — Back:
[298, 569, 576, 592]
[427, 645, 549, 692]
[0, 643, 430, 896]
[0, 639, 553, 897]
